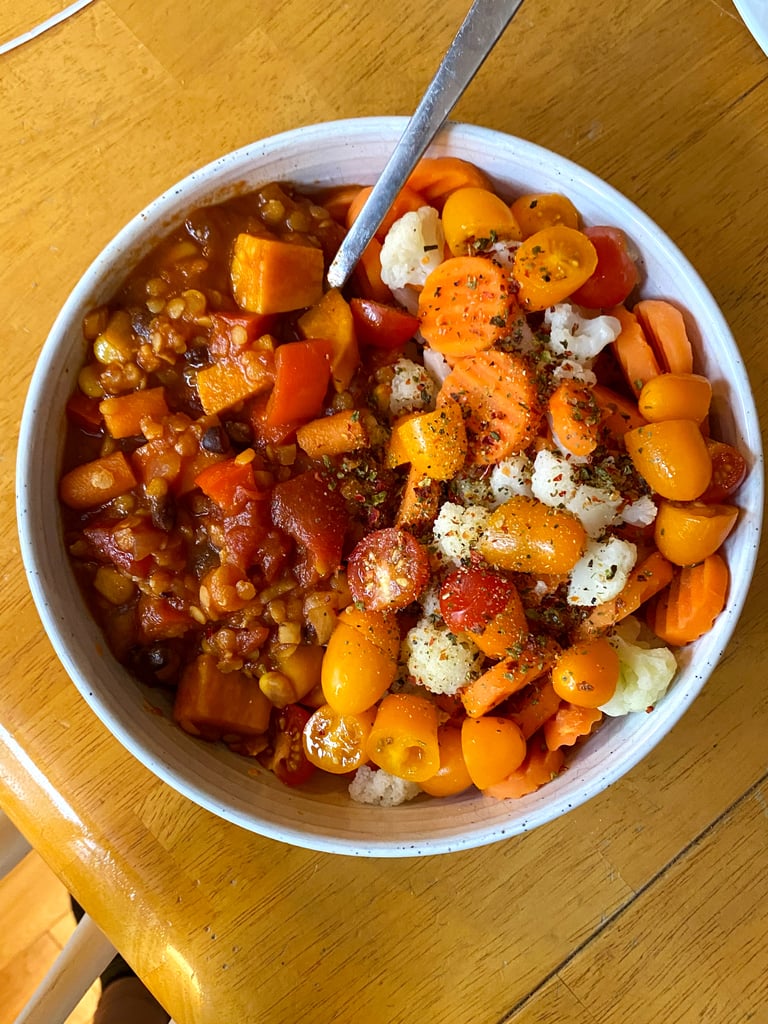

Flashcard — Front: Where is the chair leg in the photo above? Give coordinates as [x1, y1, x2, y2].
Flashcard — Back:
[0, 810, 32, 879]
[13, 912, 116, 1024]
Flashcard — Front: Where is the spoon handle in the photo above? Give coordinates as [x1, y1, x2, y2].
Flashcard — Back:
[326, 0, 527, 290]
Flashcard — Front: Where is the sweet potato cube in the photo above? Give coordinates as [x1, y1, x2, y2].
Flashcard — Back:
[174, 654, 271, 741]
[231, 233, 325, 314]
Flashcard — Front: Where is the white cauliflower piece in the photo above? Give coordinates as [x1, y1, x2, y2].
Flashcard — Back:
[422, 345, 452, 385]
[490, 454, 534, 505]
[348, 766, 421, 806]
[403, 619, 483, 696]
[622, 495, 658, 527]
[432, 502, 490, 566]
[567, 485, 623, 539]
[551, 359, 598, 387]
[600, 623, 678, 716]
[568, 537, 638, 606]
[531, 449, 578, 507]
[544, 303, 621, 363]
[380, 206, 445, 290]
[389, 358, 437, 417]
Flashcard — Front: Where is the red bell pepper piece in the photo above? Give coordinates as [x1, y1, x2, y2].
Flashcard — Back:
[350, 298, 420, 349]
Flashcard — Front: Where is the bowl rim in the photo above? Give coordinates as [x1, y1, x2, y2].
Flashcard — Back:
[15, 116, 765, 856]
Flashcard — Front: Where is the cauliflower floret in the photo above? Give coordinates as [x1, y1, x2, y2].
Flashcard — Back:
[380, 206, 445, 290]
[348, 766, 421, 806]
[490, 454, 534, 506]
[551, 359, 598, 387]
[422, 345, 452, 385]
[389, 358, 438, 417]
[621, 495, 658, 527]
[544, 303, 621, 363]
[403, 619, 483, 695]
[567, 484, 623, 539]
[600, 620, 678, 716]
[531, 449, 578, 507]
[567, 536, 638, 606]
[431, 502, 490, 566]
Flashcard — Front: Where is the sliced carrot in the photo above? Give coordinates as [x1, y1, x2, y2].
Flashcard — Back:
[230, 234, 325, 314]
[543, 702, 603, 751]
[99, 387, 169, 439]
[610, 304, 662, 397]
[648, 553, 729, 646]
[418, 255, 513, 358]
[345, 184, 426, 240]
[573, 549, 674, 640]
[296, 410, 370, 459]
[320, 184, 364, 225]
[547, 379, 601, 457]
[297, 287, 360, 391]
[483, 739, 565, 800]
[405, 156, 492, 210]
[506, 678, 563, 739]
[592, 384, 647, 443]
[353, 237, 393, 304]
[461, 637, 559, 719]
[60, 451, 137, 510]
[441, 349, 541, 464]
[395, 465, 441, 531]
[634, 299, 693, 375]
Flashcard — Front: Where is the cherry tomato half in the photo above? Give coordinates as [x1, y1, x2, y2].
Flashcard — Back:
[439, 565, 514, 632]
[513, 226, 598, 311]
[654, 500, 739, 566]
[570, 226, 639, 308]
[349, 298, 421, 349]
[698, 440, 748, 503]
[302, 703, 376, 774]
[510, 193, 581, 238]
[271, 704, 316, 786]
[441, 186, 522, 256]
[461, 716, 527, 790]
[625, 420, 712, 501]
[347, 527, 430, 611]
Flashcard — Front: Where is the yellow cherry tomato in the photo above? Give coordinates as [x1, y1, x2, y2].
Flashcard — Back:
[302, 704, 376, 774]
[514, 226, 598, 311]
[441, 186, 522, 256]
[552, 637, 620, 708]
[638, 372, 712, 424]
[478, 495, 587, 575]
[654, 500, 739, 566]
[321, 607, 399, 714]
[625, 420, 712, 500]
[460, 715, 527, 790]
[419, 725, 474, 797]
[366, 693, 440, 782]
[510, 193, 581, 238]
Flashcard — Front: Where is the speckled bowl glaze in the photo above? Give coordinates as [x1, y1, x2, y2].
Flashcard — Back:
[16, 118, 764, 856]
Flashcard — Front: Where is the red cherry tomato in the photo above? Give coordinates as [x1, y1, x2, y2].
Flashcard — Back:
[271, 704, 316, 786]
[349, 298, 421, 349]
[347, 527, 430, 611]
[698, 440, 748, 503]
[438, 565, 514, 633]
[570, 226, 639, 308]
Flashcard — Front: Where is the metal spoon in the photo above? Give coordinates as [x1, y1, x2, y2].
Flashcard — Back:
[326, 0, 527, 290]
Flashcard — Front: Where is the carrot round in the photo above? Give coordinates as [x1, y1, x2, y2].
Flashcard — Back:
[648, 553, 729, 646]
[610, 304, 662, 396]
[634, 299, 693, 375]
[573, 549, 674, 640]
[418, 256, 514, 358]
[460, 637, 559, 718]
[405, 156, 492, 210]
[345, 184, 426, 241]
[483, 740, 565, 800]
[547, 379, 601, 457]
[441, 349, 541, 464]
[543, 702, 603, 751]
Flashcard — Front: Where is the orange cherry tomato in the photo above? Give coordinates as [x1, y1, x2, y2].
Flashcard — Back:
[419, 725, 474, 797]
[513, 226, 598, 311]
[624, 420, 712, 500]
[510, 193, 581, 238]
[302, 703, 376, 774]
[638, 373, 712, 424]
[547, 379, 601, 457]
[478, 495, 587, 575]
[460, 716, 527, 790]
[551, 637, 620, 708]
[347, 527, 430, 612]
[366, 693, 440, 782]
[654, 500, 739, 566]
[441, 186, 522, 256]
[321, 607, 399, 715]
[699, 440, 748, 503]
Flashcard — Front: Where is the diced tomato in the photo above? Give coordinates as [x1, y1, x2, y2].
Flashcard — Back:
[222, 499, 270, 571]
[249, 393, 303, 449]
[350, 298, 421, 349]
[439, 565, 515, 633]
[570, 226, 639, 308]
[208, 311, 275, 358]
[698, 440, 748, 503]
[83, 520, 158, 576]
[346, 528, 430, 611]
[271, 471, 349, 585]
[66, 392, 104, 433]
[138, 595, 195, 642]
[195, 457, 263, 514]
[271, 704, 316, 786]
[264, 340, 332, 426]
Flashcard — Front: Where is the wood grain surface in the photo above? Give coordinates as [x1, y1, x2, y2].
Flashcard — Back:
[1, 1, 766, 1021]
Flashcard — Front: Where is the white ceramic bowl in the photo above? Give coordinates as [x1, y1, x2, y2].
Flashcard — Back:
[16, 118, 763, 856]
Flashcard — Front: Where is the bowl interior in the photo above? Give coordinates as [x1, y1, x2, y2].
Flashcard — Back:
[16, 118, 764, 856]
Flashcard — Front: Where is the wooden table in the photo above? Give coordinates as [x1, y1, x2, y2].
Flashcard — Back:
[2, 1, 767, 1021]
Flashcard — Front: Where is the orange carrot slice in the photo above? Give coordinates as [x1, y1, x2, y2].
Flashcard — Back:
[610, 304, 662, 396]
[648, 553, 729, 646]
[634, 299, 693, 375]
